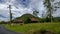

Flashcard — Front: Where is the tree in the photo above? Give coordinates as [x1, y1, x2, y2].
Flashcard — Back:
[53, 1, 60, 11]
[24, 17, 31, 24]
[43, 0, 54, 22]
[0, 21, 7, 24]
[33, 10, 39, 17]
[43, 0, 60, 22]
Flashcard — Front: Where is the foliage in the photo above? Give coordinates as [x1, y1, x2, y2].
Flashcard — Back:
[43, 0, 53, 22]
[39, 17, 60, 22]
[15, 14, 36, 20]
[33, 10, 39, 17]
[39, 18, 50, 22]
[0, 21, 7, 24]
[53, 17, 60, 22]
[24, 17, 31, 24]
[14, 14, 40, 23]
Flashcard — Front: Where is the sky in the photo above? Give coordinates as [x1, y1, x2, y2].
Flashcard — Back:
[0, 0, 60, 21]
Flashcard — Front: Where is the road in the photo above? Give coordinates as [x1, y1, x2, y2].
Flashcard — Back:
[0, 24, 21, 34]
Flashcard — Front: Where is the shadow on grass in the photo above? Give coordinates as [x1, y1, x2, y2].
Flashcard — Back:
[27, 29, 57, 34]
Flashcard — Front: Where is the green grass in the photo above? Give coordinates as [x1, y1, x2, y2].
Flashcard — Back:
[6, 23, 60, 34]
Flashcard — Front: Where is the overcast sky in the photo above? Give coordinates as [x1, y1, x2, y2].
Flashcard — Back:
[0, 0, 60, 21]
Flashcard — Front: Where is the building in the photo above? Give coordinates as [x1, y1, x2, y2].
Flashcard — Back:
[12, 14, 40, 23]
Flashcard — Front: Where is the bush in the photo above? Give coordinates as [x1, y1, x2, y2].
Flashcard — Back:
[24, 18, 31, 24]
[0, 21, 7, 24]
[39, 17, 53, 23]
[39, 18, 49, 23]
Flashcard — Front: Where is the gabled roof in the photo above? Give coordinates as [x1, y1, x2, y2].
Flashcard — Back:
[30, 18, 39, 21]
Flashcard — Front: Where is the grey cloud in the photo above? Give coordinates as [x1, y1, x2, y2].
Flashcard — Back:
[0, 0, 60, 21]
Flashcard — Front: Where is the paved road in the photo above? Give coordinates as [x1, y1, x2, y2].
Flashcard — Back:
[0, 24, 21, 34]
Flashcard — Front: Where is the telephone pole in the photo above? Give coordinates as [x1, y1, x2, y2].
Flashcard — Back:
[8, 5, 12, 25]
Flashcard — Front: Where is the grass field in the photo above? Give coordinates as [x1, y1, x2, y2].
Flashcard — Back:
[6, 23, 60, 34]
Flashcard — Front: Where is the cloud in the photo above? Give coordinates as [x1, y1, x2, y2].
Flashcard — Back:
[0, 0, 60, 21]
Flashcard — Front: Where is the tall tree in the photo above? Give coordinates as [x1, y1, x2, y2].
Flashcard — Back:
[43, 0, 60, 22]
[43, 0, 54, 22]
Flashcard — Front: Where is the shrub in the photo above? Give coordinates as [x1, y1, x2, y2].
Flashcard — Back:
[24, 18, 31, 24]
[0, 21, 7, 24]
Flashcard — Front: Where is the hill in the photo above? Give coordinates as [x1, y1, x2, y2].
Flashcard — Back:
[15, 14, 40, 20]
[12, 14, 40, 23]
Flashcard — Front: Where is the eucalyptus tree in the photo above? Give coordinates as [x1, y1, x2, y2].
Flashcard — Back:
[43, 0, 60, 22]
[43, 0, 54, 22]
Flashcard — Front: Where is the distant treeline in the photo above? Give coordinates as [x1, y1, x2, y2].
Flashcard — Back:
[40, 17, 60, 23]
[0, 17, 60, 24]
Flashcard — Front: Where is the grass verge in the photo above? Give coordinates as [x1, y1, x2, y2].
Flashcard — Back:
[5, 23, 60, 34]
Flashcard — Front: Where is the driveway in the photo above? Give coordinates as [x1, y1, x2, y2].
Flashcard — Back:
[0, 24, 21, 34]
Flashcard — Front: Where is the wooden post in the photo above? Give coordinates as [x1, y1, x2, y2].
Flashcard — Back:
[9, 5, 12, 26]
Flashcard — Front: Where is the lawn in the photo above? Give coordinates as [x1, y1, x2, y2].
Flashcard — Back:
[6, 23, 60, 34]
